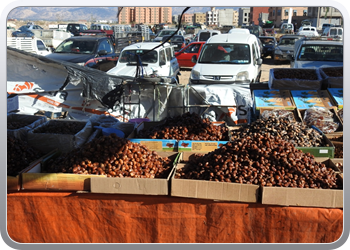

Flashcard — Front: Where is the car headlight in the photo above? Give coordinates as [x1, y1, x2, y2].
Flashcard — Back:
[77, 62, 85, 66]
[191, 70, 200, 80]
[274, 47, 282, 54]
[236, 71, 249, 81]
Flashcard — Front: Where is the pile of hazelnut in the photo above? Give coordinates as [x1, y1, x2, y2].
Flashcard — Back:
[175, 132, 342, 189]
[46, 133, 173, 178]
[137, 112, 229, 141]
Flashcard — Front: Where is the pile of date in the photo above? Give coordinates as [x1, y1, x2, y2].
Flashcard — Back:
[175, 117, 342, 189]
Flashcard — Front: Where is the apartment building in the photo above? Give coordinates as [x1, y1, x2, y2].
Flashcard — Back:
[307, 7, 342, 28]
[268, 7, 308, 27]
[207, 7, 219, 26]
[217, 8, 235, 26]
[194, 12, 206, 24]
[181, 13, 194, 24]
[249, 7, 269, 25]
[238, 8, 250, 26]
[117, 7, 172, 25]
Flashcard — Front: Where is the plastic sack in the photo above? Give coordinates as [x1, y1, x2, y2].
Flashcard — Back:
[303, 107, 339, 133]
[261, 109, 295, 121]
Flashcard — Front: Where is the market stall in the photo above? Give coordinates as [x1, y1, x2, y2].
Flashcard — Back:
[7, 48, 344, 244]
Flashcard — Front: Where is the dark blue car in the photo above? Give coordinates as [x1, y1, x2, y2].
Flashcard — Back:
[45, 36, 118, 71]
[259, 36, 277, 59]
[12, 24, 43, 37]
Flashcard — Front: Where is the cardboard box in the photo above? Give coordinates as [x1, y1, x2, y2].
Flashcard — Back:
[291, 90, 337, 110]
[171, 152, 260, 202]
[21, 150, 106, 191]
[269, 68, 323, 90]
[330, 158, 343, 172]
[261, 186, 343, 208]
[27, 119, 93, 154]
[261, 157, 343, 208]
[253, 90, 296, 115]
[327, 88, 343, 109]
[90, 152, 180, 195]
[7, 113, 47, 141]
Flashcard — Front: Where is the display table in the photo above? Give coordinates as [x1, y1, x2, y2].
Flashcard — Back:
[7, 191, 343, 243]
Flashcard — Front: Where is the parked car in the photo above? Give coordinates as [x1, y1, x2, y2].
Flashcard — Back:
[191, 30, 221, 42]
[259, 36, 277, 59]
[107, 42, 181, 84]
[322, 27, 343, 40]
[161, 35, 186, 51]
[45, 36, 118, 71]
[297, 26, 320, 37]
[66, 23, 89, 36]
[288, 38, 343, 68]
[175, 41, 205, 68]
[12, 24, 43, 37]
[154, 29, 186, 42]
[242, 25, 264, 37]
[280, 23, 294, 34]
[90, 23, 112, 31]
[228, 28, 250, 34]
[190, 33, 262, 84]
[273, 35, 305, 64]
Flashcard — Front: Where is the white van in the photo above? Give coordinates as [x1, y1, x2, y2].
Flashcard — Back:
[322, 27, 343, 40]
[297, 26, 319, 37]
[107, 42, 180, 83]
[192, 30, 221, 42]
[7, 37, 52, 56]
[190, 33, 262, 84]
[228, 28, 250, 34]
[90, 24, 112, 31]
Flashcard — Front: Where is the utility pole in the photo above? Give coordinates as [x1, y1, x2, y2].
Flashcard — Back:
[316, 7, 320, 29]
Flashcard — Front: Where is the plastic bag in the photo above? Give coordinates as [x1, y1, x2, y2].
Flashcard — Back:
[261, 109, 295, 121]
[303, 107, 339, 133]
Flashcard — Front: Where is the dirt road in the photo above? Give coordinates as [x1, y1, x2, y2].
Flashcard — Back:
[179, 57, 290, 85]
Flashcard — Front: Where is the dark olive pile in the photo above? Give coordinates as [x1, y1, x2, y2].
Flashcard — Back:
[231, 118, 327, 147]
[137, 112, 229, 141]
[7, 121, 33, 130]
[322, 67, 343, 77]
[7, 136, 44, 176]
[273, 68, 318, 80]
[33, 121, 85, 135]
[45, 133, 172, 178]
[175, 133, 342, 189]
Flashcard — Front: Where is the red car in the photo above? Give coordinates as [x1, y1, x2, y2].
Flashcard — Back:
[174, 41, 205, 68]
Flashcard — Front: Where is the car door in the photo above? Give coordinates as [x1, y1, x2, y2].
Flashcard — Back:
[183, 42, 202, 67]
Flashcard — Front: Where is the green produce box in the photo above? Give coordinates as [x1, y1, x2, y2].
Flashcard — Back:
[296, 133, 334, 158]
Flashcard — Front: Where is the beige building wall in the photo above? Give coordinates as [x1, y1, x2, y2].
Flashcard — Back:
[194, 13, 206, 24]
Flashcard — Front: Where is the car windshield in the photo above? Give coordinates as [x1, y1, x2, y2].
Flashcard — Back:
[279, 38, 299, 45]
[158, 30, 177, 37]
[198, 43, 250, 64]
[54, 40, 96, 54]
[297, 45, 343, 62]
[18, 26, 30, 32]
[119, 50, 158, 64]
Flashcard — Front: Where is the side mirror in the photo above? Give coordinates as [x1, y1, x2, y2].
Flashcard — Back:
[191, 55, 197, 63]
[257, 58, 263, 65]
[98, 50, 108, 56]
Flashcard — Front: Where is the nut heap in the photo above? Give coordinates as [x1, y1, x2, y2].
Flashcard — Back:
[334, 162, 343, 172]
[7, 121, 33, 130]
[322, 67, 343, 77]
[334, 144, 343, 158]
[273, 68, 318, 80]
[33, 121, 85, 135]
[46, 133, 172, 178]
[138, 112, 229, 141]
[175, 133, 342, 189]
[7, 136, 44, 176]
[231, 118, 327, 147]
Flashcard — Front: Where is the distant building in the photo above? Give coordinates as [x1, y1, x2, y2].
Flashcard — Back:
[181, 13, 194, 24]
[194, 12, 206, 24]
[268, 7, 308, 28]
[117, 7, 172, 25]
[172, 15, 180, 24]
[233, 10, 239, 27]
[238, 8, 250, 26]
[207, 7, 219, 26]
[249, 7, 269, 25]
[307, 7, 342, 28]
[217, 8, 234, 26]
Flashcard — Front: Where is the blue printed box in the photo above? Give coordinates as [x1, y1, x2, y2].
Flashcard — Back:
[178, 140, 229, 152]
[291, 90, 337, 110]
[129, 138, 177, 152]
[327, 88, 343, 109]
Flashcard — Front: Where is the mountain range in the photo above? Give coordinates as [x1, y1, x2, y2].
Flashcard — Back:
[7, 7, 239, 21]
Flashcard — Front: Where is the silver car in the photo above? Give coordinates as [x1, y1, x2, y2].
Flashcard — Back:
[273, 35, 305, 64]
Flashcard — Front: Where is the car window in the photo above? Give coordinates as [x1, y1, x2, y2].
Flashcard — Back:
[165, 47, 172, 61]
[119, 49, 158, 63]
[98, 40, 113, 54]
[37, 40, 46, 51]
[184, 44, 200, 53]
[199, 33, 211, 41]
[199, 43, 250, 64]
[298, 45, 343, 62]
[159, 49, 166, 64]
